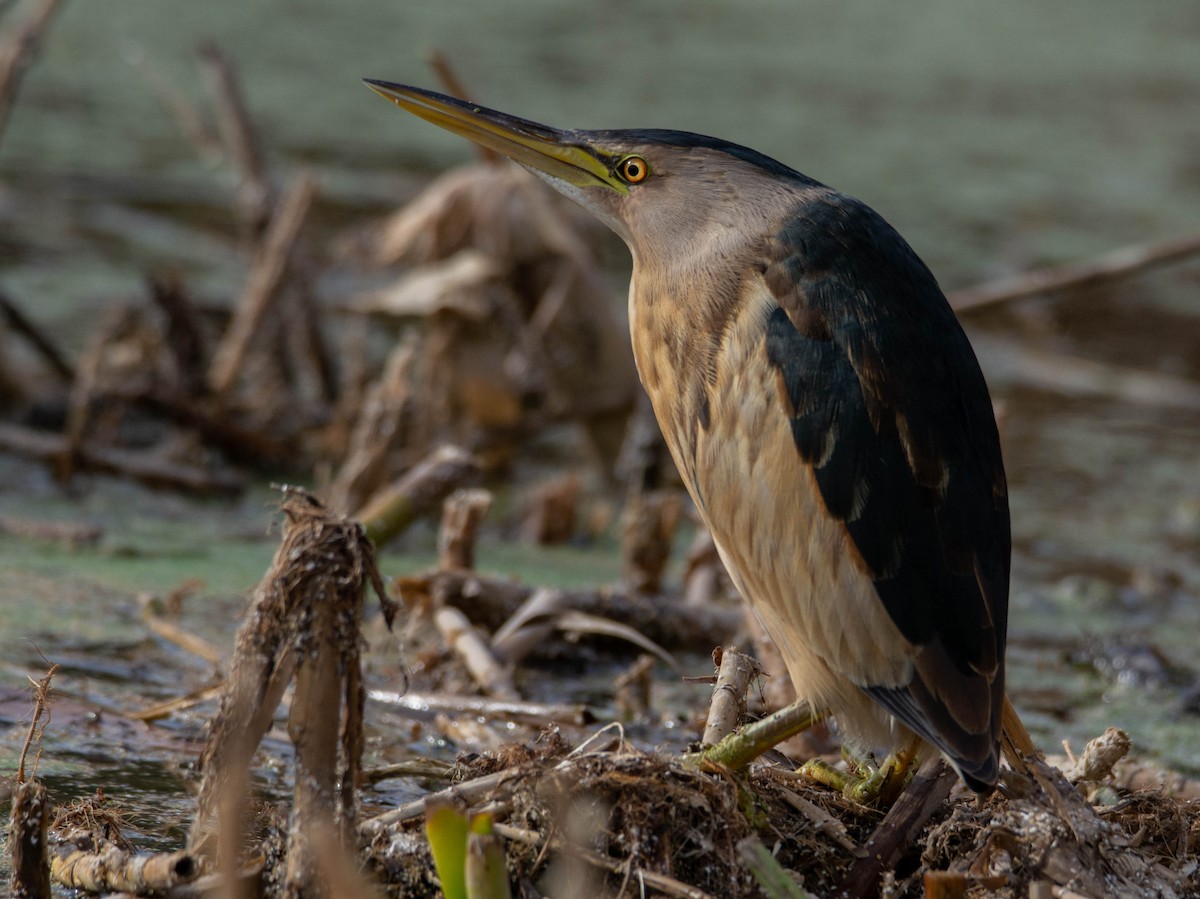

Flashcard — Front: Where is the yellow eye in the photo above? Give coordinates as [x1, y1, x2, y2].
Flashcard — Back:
[616, 155, 649, 184]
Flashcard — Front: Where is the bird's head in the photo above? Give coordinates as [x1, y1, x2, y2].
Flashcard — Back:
[364, 81, 819, 268]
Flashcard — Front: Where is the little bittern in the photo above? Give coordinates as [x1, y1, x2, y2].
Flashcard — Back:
[367, 82, 1009, 793]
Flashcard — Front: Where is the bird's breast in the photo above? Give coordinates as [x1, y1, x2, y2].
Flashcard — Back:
[629, 272, 917, 715]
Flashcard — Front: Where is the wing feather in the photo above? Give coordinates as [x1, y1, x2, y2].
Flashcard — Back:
[761, 191, 1010, 780]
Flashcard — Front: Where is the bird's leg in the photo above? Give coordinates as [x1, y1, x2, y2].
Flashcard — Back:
[799, 736, 923, 806]
[698, 700, 826, 771]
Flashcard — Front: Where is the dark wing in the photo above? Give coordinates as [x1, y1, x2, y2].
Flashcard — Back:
[761, 191, 1010, 789]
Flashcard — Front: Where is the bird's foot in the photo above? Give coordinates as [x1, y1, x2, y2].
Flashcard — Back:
[799, 746, 914, 806]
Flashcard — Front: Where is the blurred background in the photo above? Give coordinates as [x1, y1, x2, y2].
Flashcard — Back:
[1, 0, 1199, 862]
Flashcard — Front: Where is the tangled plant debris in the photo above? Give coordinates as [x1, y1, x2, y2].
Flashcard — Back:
[10, 483, 1200, 898]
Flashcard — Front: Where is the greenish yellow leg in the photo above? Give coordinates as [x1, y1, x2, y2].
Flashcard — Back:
[800, 737, 922, 806]
[796, 757, 854, 792]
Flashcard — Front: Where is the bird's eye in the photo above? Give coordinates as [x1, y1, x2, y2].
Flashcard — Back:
[616, 155, 649, 184]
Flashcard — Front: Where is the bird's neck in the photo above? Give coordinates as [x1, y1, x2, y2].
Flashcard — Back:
[627, 245, 750, 494]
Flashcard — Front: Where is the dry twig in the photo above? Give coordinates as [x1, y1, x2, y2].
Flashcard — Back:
[125, 44, 222, 161]
[207, 170, 318, 399]
[197, 41, 272, 239]
[426, 49, 499, 165]
[951, 231, 1200, 312]
[970, 332, 1200, 411]
[0, 288, 74, 382]
[328, 332, 425, 512]
[437, 487, 493, 571]
[0, 0, 66, 144]
[51, 846, 198, 894]
[17, 663, 59, 783]
[0, 421, 245, 494]
[435, 606, 519, 701]
[354, 444, 481, 545]
[701, 647, 760, 747]
[838, 755, 956, 898]
[402, 568, 742, 655]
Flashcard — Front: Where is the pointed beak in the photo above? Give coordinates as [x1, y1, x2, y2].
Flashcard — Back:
[363, 80, 627, 195]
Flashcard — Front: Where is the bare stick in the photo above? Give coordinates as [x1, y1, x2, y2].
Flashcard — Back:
[0, 0, 66, 145]
[0, 421, 245, 495]
[50, 847, 198, 894]
[701, 647, 760, 747]
[146, 273, 208, 397]
[438, 488, 493, 571]
[426, 49, 499, 165]
[285, 569, 343, 892]
[17, 664, 59, 783]
[140, 603, 224, 666]
[207, 170, 317, 399]
[363, 769, 517, 831]
[329, 332, 421, 512]
[970, 331, 1200, 411]
[761, 772, 858, 851]
[837, 755, 956, 899]
[403, 567, 743, 654]
[61, 305, 138, 480]
[0, 289, 74, 382]
[354, 444, 480, 545]
[699, 700, 824, 771]
[950, 231, 1200, 313]
[435, 606, 519, 701]
[129, 683, 224, 722]
[197, 41, 272, 239]
[125, 44, 222, 161]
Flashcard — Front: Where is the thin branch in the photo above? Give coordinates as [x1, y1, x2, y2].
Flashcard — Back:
[0, 289, 74, 382]
[0, 0, 66, 144]
[125, 44, 222, 161]
[197, 41, 272, 239]
[951, 231, 1200, 313]
[970, 332, 1200, 411]
[0, 421, 245, 494]
[837, 755, 956, 898]
[17, 663, 59, 783]
[206, 170, 317, 399]
[701, 647, 759, 748]
[426, 49, 499, 165]
[435, 606, 519, 701]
